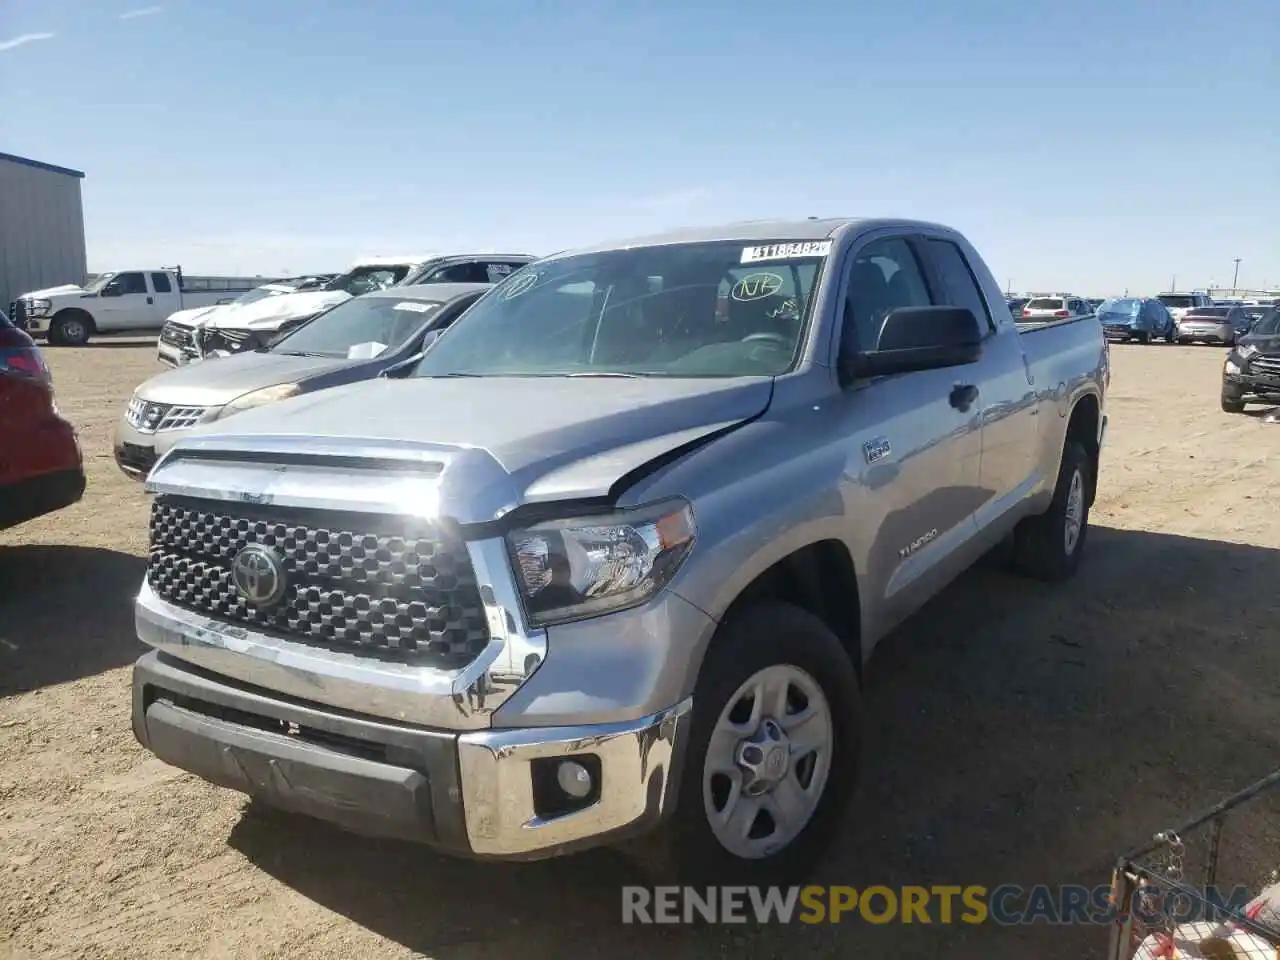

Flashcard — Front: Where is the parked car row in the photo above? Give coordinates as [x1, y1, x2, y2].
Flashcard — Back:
[115, 282, 493, 477]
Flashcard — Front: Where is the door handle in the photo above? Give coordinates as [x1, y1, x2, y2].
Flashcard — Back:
[147, 296, 153, 304]
[950, 383, 979, 411]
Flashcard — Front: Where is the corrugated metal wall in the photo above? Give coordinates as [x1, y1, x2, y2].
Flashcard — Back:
[0, 155, 88, 312]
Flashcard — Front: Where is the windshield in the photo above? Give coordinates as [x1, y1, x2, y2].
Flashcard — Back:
[82, 273, 115, 293]
[1159, 295, 1198, 309]
[271, 295, 441, 358]
[1186, 307, 1230, 318]
[414, 241, 826, 378]
[1099, 298, 1141, 316]
[326, 265, 414, 296]
[1250, 309, 1280, 336]
[233, 285, 295, 307]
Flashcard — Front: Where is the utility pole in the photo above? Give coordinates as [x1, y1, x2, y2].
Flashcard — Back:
[1232, 258, 1241, 294]
[1169, 274, 1176, 292]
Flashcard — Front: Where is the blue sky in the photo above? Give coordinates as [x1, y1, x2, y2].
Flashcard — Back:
[1, 0, 1276, 293]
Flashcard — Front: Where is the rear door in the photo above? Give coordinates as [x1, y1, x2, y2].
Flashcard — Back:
[831, 232, 984, 629]
[149, 272, 182, 324]
[920, 233, 1040, 532]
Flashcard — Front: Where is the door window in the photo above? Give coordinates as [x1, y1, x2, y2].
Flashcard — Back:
[924, 239, 993, 330]
[150, 273, 172, 293]
[428, 262, 491, 284]
[105, 272, 148, 296]
[841, 237, 934, 356]
[485, 262, 522, 283]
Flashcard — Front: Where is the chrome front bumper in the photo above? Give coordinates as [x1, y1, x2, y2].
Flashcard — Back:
[132, 649, 691, 858]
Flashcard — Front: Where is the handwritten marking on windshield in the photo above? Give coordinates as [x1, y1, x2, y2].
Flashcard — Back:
[499, 272, 539, 300]
[731, 273, 784, 302]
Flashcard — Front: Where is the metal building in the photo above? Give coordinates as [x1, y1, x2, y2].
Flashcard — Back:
[0, 151, 87, 317]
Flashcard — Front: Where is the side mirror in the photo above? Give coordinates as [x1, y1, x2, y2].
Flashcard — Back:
[848, 306, 984, 379]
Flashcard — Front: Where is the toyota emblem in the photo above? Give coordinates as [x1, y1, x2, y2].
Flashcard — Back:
[230, 544, 287, 607]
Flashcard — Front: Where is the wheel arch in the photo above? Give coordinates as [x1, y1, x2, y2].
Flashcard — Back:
[1065, 392, 1101, 505]
[713, 539, 864, 682]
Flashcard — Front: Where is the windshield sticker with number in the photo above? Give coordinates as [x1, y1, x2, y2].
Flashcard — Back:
[393, 301, 434, 313]
[741, 241, 832, 264]
[731, 273, 784, 301]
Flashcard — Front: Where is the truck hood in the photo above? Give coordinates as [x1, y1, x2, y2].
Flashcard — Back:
[149, 375, 773, 523]
[137, 350, 356, 407]
[165, 304, 223, 328]
[21, 284, 85, 299]
[1238, 334, 1280, 354]
[204, 290, 350, 331]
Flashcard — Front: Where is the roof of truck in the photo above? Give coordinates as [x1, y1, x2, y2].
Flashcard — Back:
[554, 217, 958, 257]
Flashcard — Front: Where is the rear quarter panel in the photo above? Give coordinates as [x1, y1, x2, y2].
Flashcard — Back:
[1017, 315, 1108, 504]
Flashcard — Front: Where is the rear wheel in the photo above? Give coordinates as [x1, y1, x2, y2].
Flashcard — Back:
[623, 601, 861, 885]
[1010, 441, 1091, 582]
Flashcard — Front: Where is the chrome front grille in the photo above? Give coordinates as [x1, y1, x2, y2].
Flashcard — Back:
[125, 395, 211, 433]
[145, 497, 490, 666]
[160, 322, 195, 348]
[1251, 355, 1280, 375]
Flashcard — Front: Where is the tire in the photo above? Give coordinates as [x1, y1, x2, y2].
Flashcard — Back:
[1010, 440, 1091, 582]
[50, 311, 92, 347]
[1138, 332, 1151, 345]
[1221, 395, 1246, 413]
[623, 600, 861, 885]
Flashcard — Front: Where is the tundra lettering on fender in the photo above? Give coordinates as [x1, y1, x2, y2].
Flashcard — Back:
[128, 218, 1107, 883]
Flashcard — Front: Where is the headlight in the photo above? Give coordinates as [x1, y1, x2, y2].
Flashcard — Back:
[507, 499, 696, 627]
[30, 299, 52, 317]
[216, 382, 300, 420]
[1225, 359, 1242, 375]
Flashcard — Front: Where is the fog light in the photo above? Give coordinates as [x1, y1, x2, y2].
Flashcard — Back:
[557, 760, 592, 799]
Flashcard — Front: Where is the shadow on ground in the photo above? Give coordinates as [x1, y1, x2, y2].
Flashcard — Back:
[0, 545, 145, 695]
[224, 524, 1280, 960]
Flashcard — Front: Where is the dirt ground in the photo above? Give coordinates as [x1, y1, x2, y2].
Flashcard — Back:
[3, 338, 1280, 959]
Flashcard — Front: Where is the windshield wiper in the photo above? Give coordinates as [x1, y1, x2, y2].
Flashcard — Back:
[273, 350, 330, 357]
[565, 371, 645, 378]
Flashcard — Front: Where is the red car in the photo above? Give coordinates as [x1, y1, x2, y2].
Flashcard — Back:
[0, 310, 85, 531]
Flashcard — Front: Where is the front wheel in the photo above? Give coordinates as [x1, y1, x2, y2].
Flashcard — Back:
[49, 312, 92, 347]
[1010, 440, 1092, 582]
[1222, 394, 1246, 413]
[625, 601, 861, 884]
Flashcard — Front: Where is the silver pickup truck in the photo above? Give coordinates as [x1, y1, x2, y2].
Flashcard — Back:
[129, 218, 1108, 883]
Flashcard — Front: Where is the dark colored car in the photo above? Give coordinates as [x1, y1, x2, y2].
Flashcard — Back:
[114, 282, 492, 479]
[1097, 297, 1176, 344]
[1222, 307, 1280, 412]
[0, 309, 86, 530]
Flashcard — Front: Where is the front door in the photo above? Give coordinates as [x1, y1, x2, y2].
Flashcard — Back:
[832, 233, 985, 635]
[95, 272, 156, 331]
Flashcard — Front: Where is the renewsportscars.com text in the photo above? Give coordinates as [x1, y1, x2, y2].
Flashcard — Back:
[621, 884, 1251, 925]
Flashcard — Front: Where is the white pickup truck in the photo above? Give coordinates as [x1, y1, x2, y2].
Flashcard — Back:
[14, 269, 265, 346]
[193, 254, 535, 359]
